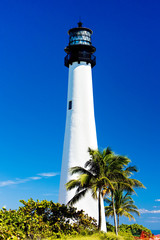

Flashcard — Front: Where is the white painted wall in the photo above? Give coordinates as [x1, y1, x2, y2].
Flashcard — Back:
[59, 61, 106, 232]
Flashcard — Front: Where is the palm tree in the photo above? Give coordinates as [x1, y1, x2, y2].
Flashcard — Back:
[102, 154, 134, 235]
[105, 163, 145, 233]
[105, 190, 140, 231]
[66, 147, 130, 232]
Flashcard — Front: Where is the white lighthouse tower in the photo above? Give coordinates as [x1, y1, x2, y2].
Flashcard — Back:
[59, 22, 106, 231]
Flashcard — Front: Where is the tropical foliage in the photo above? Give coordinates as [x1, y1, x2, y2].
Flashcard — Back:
[119, 223, 152, 237]
[0, 146, 146, 239]
[66, 147, 145, 235]
[0, 201, 151, 239]
[66, 147, 113, 231]
[50, 232, 126, 240]
[0, 199, 97, 239]
[105, 162, 144, 232]
[66, 147, 130, 232]
[105, 190, 140, 228]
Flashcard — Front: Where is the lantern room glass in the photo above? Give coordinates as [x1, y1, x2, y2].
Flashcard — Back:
[69, 30, 92, 46]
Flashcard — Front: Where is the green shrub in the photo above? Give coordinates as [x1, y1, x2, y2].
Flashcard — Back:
[106, 222, 115, 232]
[80, 229, 95, 236]
[0, 199, 97, 239]
[119, 224, 151, 237]
[100, 232, 124, 240]
[119, 231, 134, 240]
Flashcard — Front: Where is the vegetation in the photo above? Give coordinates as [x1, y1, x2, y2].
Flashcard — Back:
[66, 147, 116, 231]
[45, 232, 125, 240]
[0, 199, 151, 239]
[0, 199, 97, 239]
[0, 147, 147, 239]
[105, 163, 144, 232]
[66, 147, 145, 235]
[66, 148, 131, 233]
[105, 190, 140, 228]
[119, 223, 152, 237]
[45, 223, 151, 239]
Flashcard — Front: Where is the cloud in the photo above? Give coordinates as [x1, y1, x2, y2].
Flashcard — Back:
[139, 208, 160, 214]
[29, 177, 42, 180]
[146, 220, 160, 223]
[155, 199, 160, 202]
[43, 193, 58, 196]
[145, 216, 160, 223]
[0, 180, 16, 187]
[0, 172, 59, 187]
[38, 172, 59, 177]
[0, 179, 29, 187]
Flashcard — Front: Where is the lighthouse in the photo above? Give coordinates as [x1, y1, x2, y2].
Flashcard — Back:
[59, 22, 106, 232]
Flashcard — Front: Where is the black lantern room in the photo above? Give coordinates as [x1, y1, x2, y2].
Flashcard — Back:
[64, 22, 96, 68]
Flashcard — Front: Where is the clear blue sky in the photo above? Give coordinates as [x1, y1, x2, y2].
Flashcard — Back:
[0, 0, 160, 230]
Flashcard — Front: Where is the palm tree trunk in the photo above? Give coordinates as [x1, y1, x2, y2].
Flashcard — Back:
[111, 190, 118, 235]
[98, 189, 102, 231]
[117, 214, 120, 232]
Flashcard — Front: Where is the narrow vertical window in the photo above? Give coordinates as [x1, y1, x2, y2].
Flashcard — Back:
[68, 100, 72, 110]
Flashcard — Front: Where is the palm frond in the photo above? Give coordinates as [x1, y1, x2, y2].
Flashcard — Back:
[129, 179, 146, 189]
[69, 166, 94, 177]
[124, 166, 138, 177]
[67, 189, 88, 206]
[104, 197, 112, 204]
[66, 179, 81, 190]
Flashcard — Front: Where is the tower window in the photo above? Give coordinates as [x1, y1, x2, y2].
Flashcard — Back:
[68, 101, 72, 110]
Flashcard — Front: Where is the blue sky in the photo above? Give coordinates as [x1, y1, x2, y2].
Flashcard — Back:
[0, 0, 160, 230]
